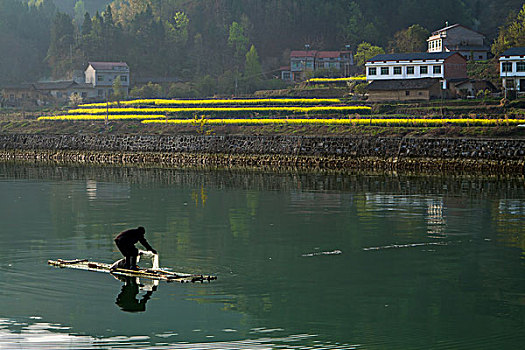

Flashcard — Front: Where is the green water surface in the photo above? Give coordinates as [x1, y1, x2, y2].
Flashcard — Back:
[0, 164, 524, 349]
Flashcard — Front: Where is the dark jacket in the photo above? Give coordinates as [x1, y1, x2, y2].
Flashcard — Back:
[114, 227, 154, 252]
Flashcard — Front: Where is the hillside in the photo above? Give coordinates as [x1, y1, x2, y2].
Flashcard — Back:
[3, 0, 525, 89]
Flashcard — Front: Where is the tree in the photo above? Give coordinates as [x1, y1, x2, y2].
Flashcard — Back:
[130, 82, 163, 98]
[244, 45, 263, 92]
[73, 1, 85, 27]
[492, 4, 525, 55]
[112, 76, 125, 103]
[340, 1, 380, 49]
[47, 12, 75, 78]
[354, 42, 385, 66]
[81, 12, 92, 37]
[245, 45, 262, 78]
[164, 12, 189, 45]
[228, 21, 250, 69]
[69, 92, 83, 107]
[389, 24, 429, 53]
[196, 75, 217, 97]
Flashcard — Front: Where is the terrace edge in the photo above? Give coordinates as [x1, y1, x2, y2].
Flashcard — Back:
[0, 134, 523, 175]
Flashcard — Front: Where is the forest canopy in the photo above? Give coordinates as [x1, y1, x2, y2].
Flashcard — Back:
[1, 0, 524, 88]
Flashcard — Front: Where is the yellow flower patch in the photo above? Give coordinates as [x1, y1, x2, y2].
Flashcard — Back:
[78, 98, 342, 108]
[308, 77, 366, 83]
[68, 106, 372, 115]
[140, 118, 525, 126]
[38, 115, 166, 121]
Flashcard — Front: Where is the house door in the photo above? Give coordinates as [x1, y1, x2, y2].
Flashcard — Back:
[520, 79, 525, 92]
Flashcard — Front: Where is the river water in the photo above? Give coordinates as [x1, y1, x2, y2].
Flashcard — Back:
[0, 163, 524, 349]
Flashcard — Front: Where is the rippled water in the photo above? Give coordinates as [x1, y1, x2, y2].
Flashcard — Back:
[0, 163, 524, 349]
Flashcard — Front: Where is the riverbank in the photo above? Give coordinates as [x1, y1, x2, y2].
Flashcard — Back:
[1, 134, 523, 175]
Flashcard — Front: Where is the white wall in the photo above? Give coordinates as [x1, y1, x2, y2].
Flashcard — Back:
[499, 56, 525, 78]
[366, 61, 445, 81]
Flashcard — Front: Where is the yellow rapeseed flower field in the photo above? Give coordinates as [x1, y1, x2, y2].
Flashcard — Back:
[67, 106, 372, 115]
[140, 118, 525, 126]
[78, 98, 342, 108]
[38, 115, 166, 121]
[308, 77, 366, 83]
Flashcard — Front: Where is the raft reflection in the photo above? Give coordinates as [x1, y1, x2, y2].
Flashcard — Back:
[113, 275, 158, 313]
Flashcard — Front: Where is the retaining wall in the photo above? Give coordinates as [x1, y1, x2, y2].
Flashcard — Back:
[0, 134, 523, 173]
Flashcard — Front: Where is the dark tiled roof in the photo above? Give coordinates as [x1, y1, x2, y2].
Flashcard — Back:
[88, 62, 129, 70]
[368, 52, 458, 62]
[432, 23, 461, 34]
[446, 45, 490, 52]
[1, 83, 36, 90]
[431, 24, 485, 37]
[34, 81, 76, 90]
[367, 78, 441, 91]
[501, 47, 525, 56]
[290, 51, 317, 58]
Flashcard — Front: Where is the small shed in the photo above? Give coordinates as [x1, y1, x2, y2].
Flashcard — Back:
[452, 79, 497, 98]
[367, 78, 443, 102]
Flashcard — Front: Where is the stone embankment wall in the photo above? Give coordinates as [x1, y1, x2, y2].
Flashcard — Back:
[0, 134, 523, 173]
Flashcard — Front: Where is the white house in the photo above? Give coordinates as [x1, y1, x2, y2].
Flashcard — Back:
[288, 50, 354, 80]
[499, 47, 525, 94]
[366, 52, 467, 83]
[85, 62, 130, 99]
[365, 52, 467, 102]
[427, 23, 490, 61]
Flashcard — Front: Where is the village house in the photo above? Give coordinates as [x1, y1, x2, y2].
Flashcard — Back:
[365, 52, 467, 102]
[1, 83, 50, 107]
[1, 62, 130, 107]
[499, 47, 525, 96]
[283, 50, 354, 81]
[427, 23, 490, 61]
[85, 61, 130, 99]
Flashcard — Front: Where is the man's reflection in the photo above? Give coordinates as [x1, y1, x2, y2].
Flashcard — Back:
[114, 276, 158, 312]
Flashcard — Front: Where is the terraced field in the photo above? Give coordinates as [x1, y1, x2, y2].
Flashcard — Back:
[36, 97, 525, 128]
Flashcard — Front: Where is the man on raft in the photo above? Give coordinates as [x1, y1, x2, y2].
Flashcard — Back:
[112, 226, 157, 270]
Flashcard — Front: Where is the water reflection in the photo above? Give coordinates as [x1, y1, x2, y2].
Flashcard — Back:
[0, 317, 357, 350]
[113, 276, 158, 313]
[0, 163, 524, 349]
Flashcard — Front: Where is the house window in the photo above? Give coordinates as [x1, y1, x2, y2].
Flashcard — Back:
[433, 65, 442, 74]
[517, 62, 525, 72]
[407, 66, 415, 75]
[502, 62, 513, 72]
[420, 66, 428, 74]
[97, 75, 104, 82]
[380, 67, 389, 75]
[393, 67, 402, 75]
[405, 91, 410, 96]
[368, 67, 377, 75]
[81, 92, 87, 98]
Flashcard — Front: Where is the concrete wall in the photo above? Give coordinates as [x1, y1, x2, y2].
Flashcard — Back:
[0, 134, 523, 173]
[368, 89, 431, 102]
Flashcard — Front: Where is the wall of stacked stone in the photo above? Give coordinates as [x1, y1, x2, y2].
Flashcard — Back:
[0, 134, 523, 173]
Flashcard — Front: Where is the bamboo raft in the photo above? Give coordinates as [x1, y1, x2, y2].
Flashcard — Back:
[48, 259, 217, 283]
